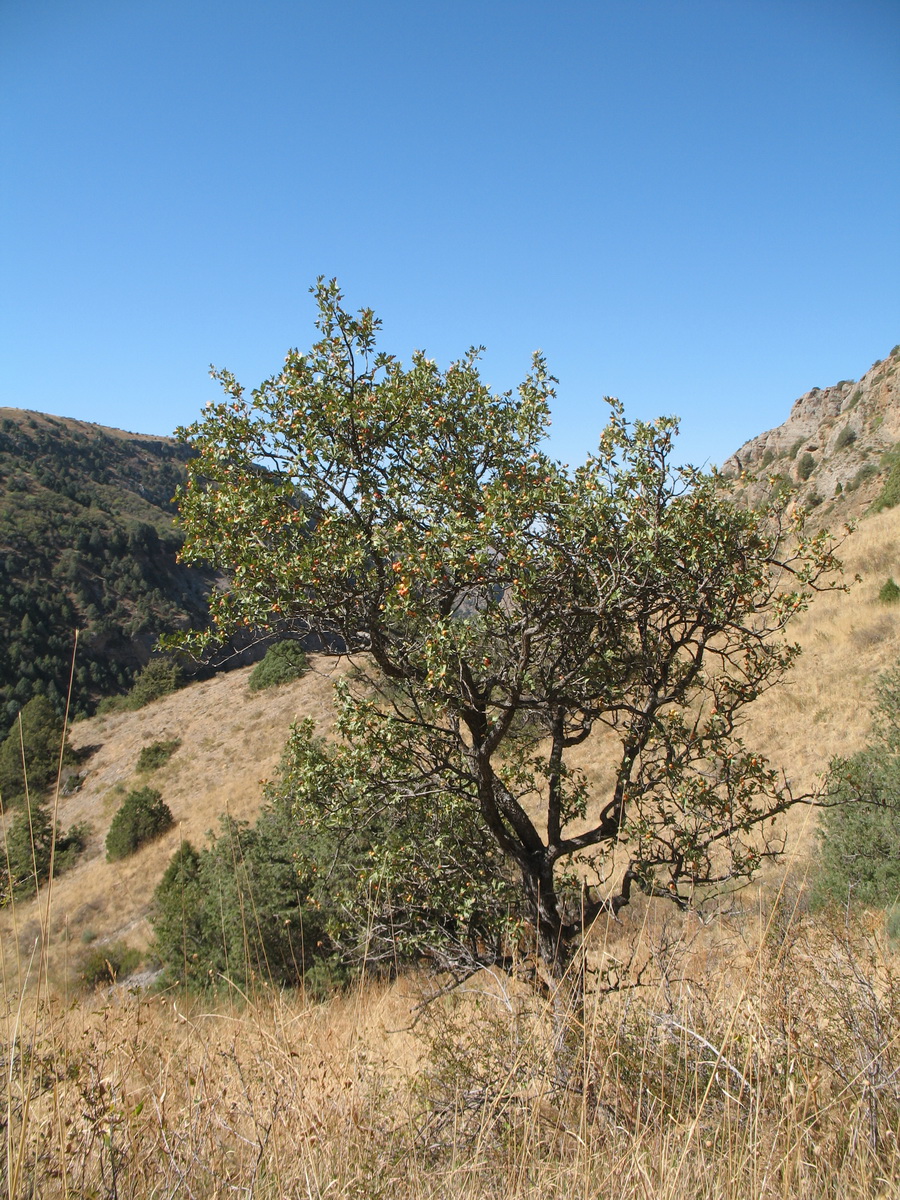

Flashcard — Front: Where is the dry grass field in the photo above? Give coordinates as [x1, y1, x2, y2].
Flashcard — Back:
[4, 896, 900, 1197]
[4, 505, 900, 1197]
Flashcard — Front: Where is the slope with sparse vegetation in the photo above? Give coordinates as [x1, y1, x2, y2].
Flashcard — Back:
[0, 499, 898, 983]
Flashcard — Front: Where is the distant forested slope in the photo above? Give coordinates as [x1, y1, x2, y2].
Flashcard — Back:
[0, 409, 215, 737]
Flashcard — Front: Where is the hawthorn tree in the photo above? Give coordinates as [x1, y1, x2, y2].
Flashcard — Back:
[174, 279, 840, 980]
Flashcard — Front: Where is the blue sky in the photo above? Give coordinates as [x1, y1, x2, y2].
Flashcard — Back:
[2, 0, 898, 469]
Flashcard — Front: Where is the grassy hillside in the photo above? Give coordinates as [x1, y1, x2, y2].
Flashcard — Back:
[0, 408, 215, 737]
[4, 677, 899, 1200]
[1, 658, 348, 980]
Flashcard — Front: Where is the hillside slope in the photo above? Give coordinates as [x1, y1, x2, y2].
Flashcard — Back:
[6, 351, 900, 990]
[4, 503, 900, 988]
[2, 657, 351, 986]
[0, 409, 215, 736]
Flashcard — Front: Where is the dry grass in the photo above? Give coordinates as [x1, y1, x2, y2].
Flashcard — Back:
[4, 882, 900, 1198]
[736, 505, 900, 853]
[5, 508, 900, 1195]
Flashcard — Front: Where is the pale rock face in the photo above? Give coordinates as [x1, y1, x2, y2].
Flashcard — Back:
[722, 346, 900, 522]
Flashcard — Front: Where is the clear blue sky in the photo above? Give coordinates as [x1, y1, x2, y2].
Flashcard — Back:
[2, 0, 898, 469]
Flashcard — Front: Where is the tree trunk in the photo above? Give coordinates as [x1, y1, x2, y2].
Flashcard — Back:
[522, 864, 571, 978]
[520, 865, 587, 1087]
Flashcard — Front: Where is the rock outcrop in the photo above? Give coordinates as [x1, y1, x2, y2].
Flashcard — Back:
[722, 344, 900, 523]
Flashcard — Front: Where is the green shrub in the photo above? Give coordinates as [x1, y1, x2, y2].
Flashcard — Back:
[814, 668, 900, 910]
[0, 801, 88, 902]
[886, 903, 900, 949]
[248, 641, 309, 692]
[150, 841, 204, 979]
[97, 657, 183, 714]
[151, 791, 337, 992]
[78, 941, 142, 989]
[760, 448, 775, 467]
[872, 451, 900, 512]
[129, 658, 183, 707]
[813, 750, 900, 910]
[136, 738, 181, 772]
[0, 695, 75, 806]
[797, 452, 816, 482]
[880, 578, 900, 604]
[846, 462, 878, 493]
[301, 958, 351, 1001]
[2, 802, 55, 902]
[55, 820, 91, 874]
[835, 426, 857, 451]
[106, 787, 174, 861]
[788, 438, 804, 460]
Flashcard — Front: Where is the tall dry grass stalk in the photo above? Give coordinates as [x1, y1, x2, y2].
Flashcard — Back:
[2, 633, 79, 1200]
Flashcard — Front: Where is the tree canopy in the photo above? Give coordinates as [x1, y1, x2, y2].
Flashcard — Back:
[174, 279, 840, 978]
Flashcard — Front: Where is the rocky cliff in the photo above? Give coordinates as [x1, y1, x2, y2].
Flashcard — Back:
[722, 343, 900, 523]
